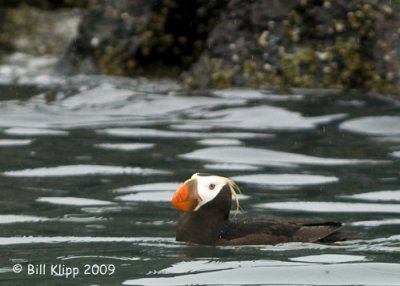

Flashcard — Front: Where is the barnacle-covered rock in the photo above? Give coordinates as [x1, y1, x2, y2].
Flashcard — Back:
[58, 0, 227, 76]
[185, 0, 400, 93]
[1, 0, 398, 93]
[0, 2, 82, 57]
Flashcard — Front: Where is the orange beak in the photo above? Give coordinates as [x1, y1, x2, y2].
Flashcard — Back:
[172, 178, 201, 212]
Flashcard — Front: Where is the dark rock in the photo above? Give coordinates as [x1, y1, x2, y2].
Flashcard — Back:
[184, 0, 297, 88]
[0, 8, 11, 55]
[0, 5, 80, 56]
[11, 0, 396, 93]
[185, 0, 400, 93]
[0, 0, 88, 9]
[58, 0, 227, 76]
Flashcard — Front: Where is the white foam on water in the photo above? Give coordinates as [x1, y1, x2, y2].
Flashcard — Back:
[336, 99, 366, 108]
[3, 164, 168, 177]
[0, 236, 175, 245]
[206, 132, 270, 139]
[0, 267, 12, 274]
[115, 94, 245, 117]
[99, 128, 202, 138]
[205, 163, 262, 171]
[350, 219, 400, 227]
[36, 196, 114, 206]
[60, 83, 135, 109]
[201, 105, 346, 131]
[213, 89, 304, 101]
[0, 82, 343, 135]
[391, 151, 400, 158]
[157, 260, 297, 274]
[0, 102, 65, 129]
[212, 89, 268, 99]
[114, 182, 180, 193]
[181, 146, 378, 168]
[0, 98, 133, 130]
[0, 53, 63, 85]
[198, 138, 242, 146]
[344, 190, 400, 202]
[4, 127, 68, 136]
[58, 215, 106, 223]
[232, 174, 338, 186]
[60, 255, 141, 261]
[0, 83, 245, 131]
[135, 220, 175, 226]
[340, 116, 400, 136]
[123, 261, 400, 286]
[263, 94, 305, 101]
[115, 191, 174, 202]
[374, 137, 400, 143]
[256, 201, 400, 213]
[0, 214, 104, 224]
[171, 123, 272, 138]
[290, 254, 367, 263]
[95, 143, 154, 151]
[98, 128, 266, 140]
[0, 215, 50, 224]
[169, 124, 214, 131]
[0, 139, 32, 146]
[81, 205, 135, 214]
[259, 242, 339, 251]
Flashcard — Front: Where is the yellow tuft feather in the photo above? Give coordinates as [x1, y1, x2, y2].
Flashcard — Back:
[225, 178, 242, 215]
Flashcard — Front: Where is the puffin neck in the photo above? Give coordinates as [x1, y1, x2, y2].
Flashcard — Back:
[197, 185, 232, 221]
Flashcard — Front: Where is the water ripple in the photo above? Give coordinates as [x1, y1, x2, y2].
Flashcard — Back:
[113, 182, 180, 193]
[343, 190, 400, 202]
[123, 261, 400, 286]
[340, 116, 400, 136]
[257, 201, 400, 213]
[4, 127, 68, 136]
[232, 173, 339, 187]
[3, 165, 169, 177]
[181, 146, 382, 168]
[36, 197, 114, 206]
[0, 139, 33, 146]
[198, 105, 346, 131]
[0, 236, 176, 245]
[0, 214, 50, 224]
[290, 254, 367, 263]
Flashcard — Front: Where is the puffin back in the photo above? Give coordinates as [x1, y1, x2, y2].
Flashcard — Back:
[220, 220, 347, 245]
[294, 222, 343, 243]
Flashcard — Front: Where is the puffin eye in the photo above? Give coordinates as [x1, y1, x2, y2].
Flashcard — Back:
[209, 184, 216, 190]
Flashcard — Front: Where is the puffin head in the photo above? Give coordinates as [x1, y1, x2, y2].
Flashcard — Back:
[172, 173, 240, 212]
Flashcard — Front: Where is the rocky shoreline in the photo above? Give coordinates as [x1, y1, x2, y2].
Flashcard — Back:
[0, 0, 399, 93]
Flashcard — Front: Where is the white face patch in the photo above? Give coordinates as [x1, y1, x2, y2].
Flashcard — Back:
[191, 173, 234, 211]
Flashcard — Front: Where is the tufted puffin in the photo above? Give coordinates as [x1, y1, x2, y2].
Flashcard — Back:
[172, 173, 348, 245]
